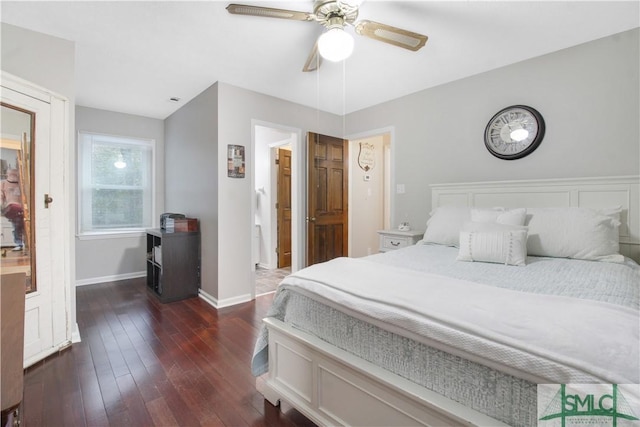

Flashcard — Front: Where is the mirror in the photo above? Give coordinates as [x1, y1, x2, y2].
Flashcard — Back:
[1, 102, 35, 293]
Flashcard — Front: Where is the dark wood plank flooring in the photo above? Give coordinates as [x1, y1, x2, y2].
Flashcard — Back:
[21, 278, 316, 427]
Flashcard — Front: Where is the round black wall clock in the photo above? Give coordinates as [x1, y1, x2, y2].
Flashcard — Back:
[484, 105, 545, 160]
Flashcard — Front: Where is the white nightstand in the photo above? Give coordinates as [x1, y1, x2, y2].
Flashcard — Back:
[377, 229, 424, 252]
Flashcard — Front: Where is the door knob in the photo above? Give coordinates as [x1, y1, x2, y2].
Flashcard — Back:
[44, 193, 53, 208]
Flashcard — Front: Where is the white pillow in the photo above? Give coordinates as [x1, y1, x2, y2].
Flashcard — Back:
[462, 221, 528, 233]
[457, 222, 528, 266]
[471, 207, 527, 226]
[423, 206, 470, 246]
[525, 207, 623, 263]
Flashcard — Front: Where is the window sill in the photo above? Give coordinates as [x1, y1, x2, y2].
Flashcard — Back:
[77, 230, 148, 240]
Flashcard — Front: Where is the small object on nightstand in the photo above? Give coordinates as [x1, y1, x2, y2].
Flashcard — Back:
[377, 229, 424, 252]
[398, 222, 411, 231]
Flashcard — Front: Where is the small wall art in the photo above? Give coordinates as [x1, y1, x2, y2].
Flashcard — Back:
[358, 142, 375, 172]
[227, 144, 245, 178]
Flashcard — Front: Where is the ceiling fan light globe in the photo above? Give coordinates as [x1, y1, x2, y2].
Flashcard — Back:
[318, 28, 354, 62]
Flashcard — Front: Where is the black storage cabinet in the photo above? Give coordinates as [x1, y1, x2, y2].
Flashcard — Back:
[146, 228, 200, 303]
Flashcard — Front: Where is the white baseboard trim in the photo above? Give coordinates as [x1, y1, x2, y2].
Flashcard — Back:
[75, 271, 146, 287]
[198, 288, 253, 309]
[71, 322, 81, 343]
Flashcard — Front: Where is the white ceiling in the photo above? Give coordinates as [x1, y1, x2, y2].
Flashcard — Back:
[2, 1, 638, 119]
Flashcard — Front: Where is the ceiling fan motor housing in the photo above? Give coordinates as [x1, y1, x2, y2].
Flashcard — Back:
[313, 0, 358, 27]
[226, 1, 428, 72]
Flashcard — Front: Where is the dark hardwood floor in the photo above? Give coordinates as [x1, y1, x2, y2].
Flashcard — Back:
[21, 278, 316, 427]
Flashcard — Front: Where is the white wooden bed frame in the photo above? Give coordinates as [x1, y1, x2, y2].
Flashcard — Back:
[259, 176, 640, 426]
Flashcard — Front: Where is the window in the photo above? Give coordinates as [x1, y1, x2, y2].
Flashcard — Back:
[78, 131, 154, 234]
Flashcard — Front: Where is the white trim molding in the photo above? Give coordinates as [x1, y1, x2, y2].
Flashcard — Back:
[75, 271, 146, 287]
[199, 288, 252, 310]
[72, 323, 81, 343]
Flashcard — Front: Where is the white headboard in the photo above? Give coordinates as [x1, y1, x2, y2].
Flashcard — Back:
[431, 176, 640, 262]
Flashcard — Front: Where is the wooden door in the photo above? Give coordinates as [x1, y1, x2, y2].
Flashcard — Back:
[277, 148, 292, 268]
[307, 133, 348, 266]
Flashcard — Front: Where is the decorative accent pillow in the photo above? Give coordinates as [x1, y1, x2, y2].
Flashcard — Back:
[422, 206, 470, 246]
[525, 207, 623, 263]
[471, 207, 527, 226]
[457, 221, 528, 266]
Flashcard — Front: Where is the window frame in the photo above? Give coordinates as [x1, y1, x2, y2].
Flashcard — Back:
[77, 130, 156, 238]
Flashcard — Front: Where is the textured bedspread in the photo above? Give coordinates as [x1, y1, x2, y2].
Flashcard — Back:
[369, 244, 639, 310]
[251, 245, 640, 425]
[255, 253, 638, 383]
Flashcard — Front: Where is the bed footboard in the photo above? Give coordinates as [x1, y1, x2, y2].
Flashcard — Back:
[260, 317, 508, 427]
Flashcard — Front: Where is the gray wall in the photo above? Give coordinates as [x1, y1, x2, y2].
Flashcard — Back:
[161, 29, 640, 305]
[75, 106, 165, 283]
[215, 83, 344, 304]
[164, 83, 219, 299]
[164, 81, 343, 304]
[5, 21, 638, 309]
[345, 28, 640, 230]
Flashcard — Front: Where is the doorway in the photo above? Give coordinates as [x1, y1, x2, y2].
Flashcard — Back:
[306, 130, 393, 264]
[251, 125, 392, 294]
[253, 123, 300, 295]
[348, 131, 393, 257]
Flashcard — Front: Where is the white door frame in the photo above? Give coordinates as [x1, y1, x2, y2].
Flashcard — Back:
[251, 121, 303, 280]
[1, 72, 71, 367]
[345, 126, 396, 255]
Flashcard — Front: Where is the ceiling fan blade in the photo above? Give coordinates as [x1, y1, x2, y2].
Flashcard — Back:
[355, 20, 427, 51]
[226, 4, 313, 21]
[302, 41, 322, 72]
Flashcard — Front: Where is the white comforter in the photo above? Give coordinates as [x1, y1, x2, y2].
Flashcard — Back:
[282, 256, 639, 385]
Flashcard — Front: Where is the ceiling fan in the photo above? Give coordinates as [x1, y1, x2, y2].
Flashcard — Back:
[226, 0, 428, 72]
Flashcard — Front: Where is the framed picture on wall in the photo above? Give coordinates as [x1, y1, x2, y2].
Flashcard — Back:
[227, 144, 245, 178]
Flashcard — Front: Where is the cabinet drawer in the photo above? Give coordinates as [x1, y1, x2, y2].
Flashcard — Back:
[381, 236, 410, 250]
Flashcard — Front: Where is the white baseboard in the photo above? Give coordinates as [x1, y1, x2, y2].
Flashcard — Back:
[71, 322, 81, 343]
[198, 288, 252, 309]
[75, 271, 146, 287]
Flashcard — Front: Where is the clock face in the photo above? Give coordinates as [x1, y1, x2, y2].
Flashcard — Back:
[484, 105, 545, 160]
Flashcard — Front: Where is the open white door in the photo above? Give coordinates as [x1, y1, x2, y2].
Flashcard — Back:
[1, 73, 70, 367]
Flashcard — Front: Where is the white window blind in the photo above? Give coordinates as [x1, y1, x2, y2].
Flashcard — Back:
[78, 131, 154, 234]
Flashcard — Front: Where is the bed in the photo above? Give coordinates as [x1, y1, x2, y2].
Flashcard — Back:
[251, 176, 640, 427]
